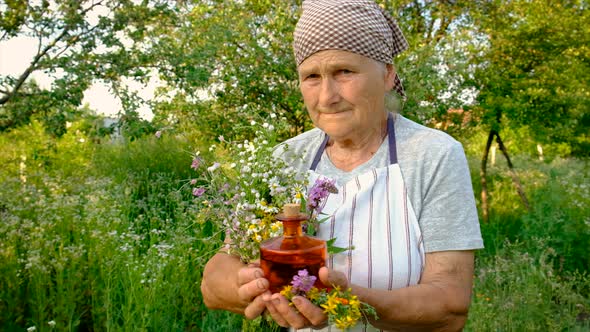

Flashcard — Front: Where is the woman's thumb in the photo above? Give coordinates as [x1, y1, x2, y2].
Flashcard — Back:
[319, 267, 348, 288]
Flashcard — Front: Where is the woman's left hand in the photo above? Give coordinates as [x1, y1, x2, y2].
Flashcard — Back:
[263, 267, 349, 329]
[263, 292, 327, 329]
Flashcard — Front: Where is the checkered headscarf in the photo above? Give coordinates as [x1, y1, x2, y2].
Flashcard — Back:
[293, 0, 408, 97]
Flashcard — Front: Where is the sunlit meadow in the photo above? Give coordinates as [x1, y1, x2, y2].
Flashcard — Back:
[0, 120, 588, 331]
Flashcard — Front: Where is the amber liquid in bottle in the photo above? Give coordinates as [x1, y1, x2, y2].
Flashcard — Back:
[260, 204, 327, 293]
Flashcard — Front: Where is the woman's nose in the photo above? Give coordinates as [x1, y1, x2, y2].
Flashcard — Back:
[318, 77, 341, 107]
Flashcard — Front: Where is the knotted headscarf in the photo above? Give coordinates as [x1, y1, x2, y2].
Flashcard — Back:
[293, 0, 408, 97]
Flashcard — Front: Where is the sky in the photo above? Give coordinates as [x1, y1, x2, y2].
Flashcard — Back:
[0, 36, 156, 120]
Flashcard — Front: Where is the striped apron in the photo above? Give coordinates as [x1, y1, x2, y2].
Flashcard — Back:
[299, 113, 425, 332]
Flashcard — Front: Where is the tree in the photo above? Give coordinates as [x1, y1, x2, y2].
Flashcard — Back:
[0, 0, 179, 135]
[467, 0, 590, 221]
[147, 0, 305, 141]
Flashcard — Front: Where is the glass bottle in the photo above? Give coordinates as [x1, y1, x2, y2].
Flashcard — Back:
[260, 203, 327, 293]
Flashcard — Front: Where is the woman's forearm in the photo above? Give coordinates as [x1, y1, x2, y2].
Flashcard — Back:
[353, 282, 470, 331]
[354, 251, 474, 331]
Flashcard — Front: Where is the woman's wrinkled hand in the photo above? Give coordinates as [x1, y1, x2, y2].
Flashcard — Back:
[238, 261, 271, 319]
[263, 292, 328, 329]
[262, 267, 349, 329]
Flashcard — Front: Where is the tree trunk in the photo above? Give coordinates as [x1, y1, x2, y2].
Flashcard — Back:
[480, 129, 495, 223]
[495, 133, 531, 211]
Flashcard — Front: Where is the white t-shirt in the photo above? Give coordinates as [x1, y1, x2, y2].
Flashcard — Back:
[275, 113, 483, 252]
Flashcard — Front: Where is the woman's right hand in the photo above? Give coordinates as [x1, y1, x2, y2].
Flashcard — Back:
[201, 253, 270, 318]
[238, 261, 272, 319]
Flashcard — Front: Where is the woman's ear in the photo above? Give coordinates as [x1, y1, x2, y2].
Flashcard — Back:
[384, 64, 396, 91]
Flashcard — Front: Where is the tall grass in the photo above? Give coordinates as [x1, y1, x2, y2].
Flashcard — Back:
[0, 123, 241, 331]
[465, 152, 590, 330]
[0, 121, 588, 331]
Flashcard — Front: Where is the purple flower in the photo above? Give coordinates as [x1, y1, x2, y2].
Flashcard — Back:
[306, 178, 338, 215]
[191, 157, 201, 170]
[192, 187, 206, 197]
[219, 183, 230, 193]
[155, 130, 162, 139]
[291, 269, 317, 293]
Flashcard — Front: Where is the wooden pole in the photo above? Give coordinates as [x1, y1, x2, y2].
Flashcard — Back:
[480, 129, 495, 223]
[495, 133, 531, 211]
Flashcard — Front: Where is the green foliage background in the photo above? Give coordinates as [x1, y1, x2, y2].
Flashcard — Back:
[0, 0, 588, 331]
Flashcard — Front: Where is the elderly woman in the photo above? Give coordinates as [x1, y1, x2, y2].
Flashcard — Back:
[201, 0, 483, 331]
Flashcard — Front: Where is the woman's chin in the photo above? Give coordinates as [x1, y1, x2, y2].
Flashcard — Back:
[319, 125, 356, 142]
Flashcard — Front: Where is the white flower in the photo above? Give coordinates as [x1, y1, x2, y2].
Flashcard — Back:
[262, 122, 269, 128]
[230, 163, 236, 168]
[250, 120, 256, 125]
[207, 162, 220, 172]
[270, 113, 277, 118]
[48, 320, 56, 327]
[27, 327, 36, 332]
[267, 125, 275, 131]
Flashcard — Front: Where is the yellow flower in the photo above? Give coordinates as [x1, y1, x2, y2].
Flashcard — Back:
[321, 296, 338, 316]
[270, 222, 281, 232]
[348, 295, 360, 308]
[334, 315, 356, 329]
[307, 287, 320, 301]
[280, 285, 293, 299]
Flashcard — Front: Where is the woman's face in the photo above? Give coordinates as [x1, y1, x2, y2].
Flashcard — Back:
[298, 50, 395, 143]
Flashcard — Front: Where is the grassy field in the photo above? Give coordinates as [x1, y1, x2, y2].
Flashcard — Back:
[0, 121, 588, 331]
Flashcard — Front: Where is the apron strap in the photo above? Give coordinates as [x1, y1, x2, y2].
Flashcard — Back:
[310, 133, 329, 171]
[309, 113, 398, 171]
[387, 112, 398, 165]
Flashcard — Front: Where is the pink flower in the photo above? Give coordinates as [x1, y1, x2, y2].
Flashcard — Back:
[291, 269, 317, 293]
[190, 179, 197, 185]
[307, 178, 338, 215]
[191, 157, 201, 170]
[192, 187, 205, 197]
[155, 130, 162, 138]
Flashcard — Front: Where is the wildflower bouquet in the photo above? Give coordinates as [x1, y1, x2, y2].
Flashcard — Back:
[280, 269, 378, 330]
[188, 116, 308, 263]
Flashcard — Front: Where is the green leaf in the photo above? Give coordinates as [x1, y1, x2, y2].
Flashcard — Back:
[326, 238, 353, 255]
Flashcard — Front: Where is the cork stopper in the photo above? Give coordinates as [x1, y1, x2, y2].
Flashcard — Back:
[282, 203, 300, 217]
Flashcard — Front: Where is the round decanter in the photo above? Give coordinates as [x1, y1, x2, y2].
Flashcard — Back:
[259, 204, 327, 293]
